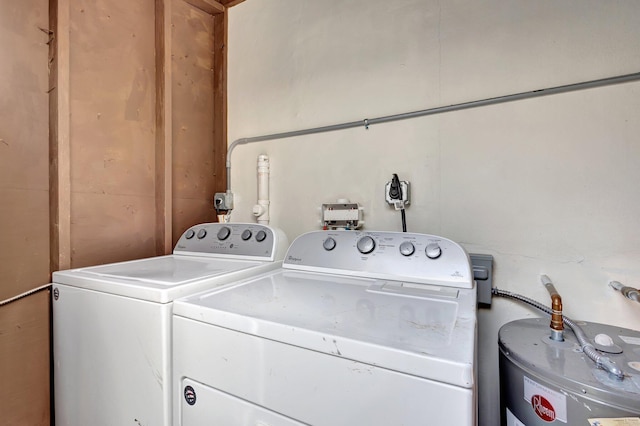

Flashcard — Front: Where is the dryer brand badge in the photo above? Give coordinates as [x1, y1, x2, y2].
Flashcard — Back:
[532, 394, 555, 422]
[287, 255, 302, 263]
[184, 385, 196, 406]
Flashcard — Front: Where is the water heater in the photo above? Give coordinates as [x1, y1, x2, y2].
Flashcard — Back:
[499, 318, 640, 425]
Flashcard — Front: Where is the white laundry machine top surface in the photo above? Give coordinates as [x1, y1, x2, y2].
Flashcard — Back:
[173, 230, 477, 388]
[52, 223, 288, 303]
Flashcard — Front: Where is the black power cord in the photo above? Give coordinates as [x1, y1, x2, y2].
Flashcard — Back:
[389, 173, 407, 232]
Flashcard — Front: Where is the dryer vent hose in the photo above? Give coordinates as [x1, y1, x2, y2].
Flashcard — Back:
[492, 288, 625, 380]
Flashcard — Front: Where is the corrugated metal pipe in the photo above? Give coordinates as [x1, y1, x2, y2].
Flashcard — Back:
[609, 281, 640, 303]
[492, 284, 625, 381]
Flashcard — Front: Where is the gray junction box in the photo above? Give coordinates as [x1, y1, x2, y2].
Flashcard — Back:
[499, 318, 640, 425]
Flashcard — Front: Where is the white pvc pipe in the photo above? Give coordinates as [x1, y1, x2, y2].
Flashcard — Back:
[252, 154, 270, 224]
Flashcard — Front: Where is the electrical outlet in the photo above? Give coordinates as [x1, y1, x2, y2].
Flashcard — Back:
[385, 180, 410, 209]
[213, 192, 234, 212]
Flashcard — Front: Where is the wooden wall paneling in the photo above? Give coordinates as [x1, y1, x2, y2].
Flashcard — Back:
[0, 292, 51, 425]
[156, 0, 173, 255]
[68, 0, 157, 268]
[0, 0, 51, 423]
[50, 0, 72, 272]
[171, 0, 219, 243]
[221, 0, 246, 7]
[0, 192, 50, 300]
[0, 0, 51, 299]
[184, 0, 225, 15]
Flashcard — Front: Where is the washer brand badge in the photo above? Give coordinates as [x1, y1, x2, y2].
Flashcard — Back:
[287, 255, 302, 263]
[532, 394, 555, 422]
[184, 385, 196, 406]
[53, 288, 59, 300]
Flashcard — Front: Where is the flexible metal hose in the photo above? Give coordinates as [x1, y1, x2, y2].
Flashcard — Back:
[492, 288, 625, 380]
[610, 281, 640, 303]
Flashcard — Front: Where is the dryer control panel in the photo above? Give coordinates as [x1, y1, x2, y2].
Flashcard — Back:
[174, 223, 287, 261]
[284, 230, 473, 289]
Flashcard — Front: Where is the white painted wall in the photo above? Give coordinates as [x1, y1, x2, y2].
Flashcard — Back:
[227, 1, 640, 424]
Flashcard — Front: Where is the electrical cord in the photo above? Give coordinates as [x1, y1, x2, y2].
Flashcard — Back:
[390, 173, 407, 232]
[0, 283, 51, 307]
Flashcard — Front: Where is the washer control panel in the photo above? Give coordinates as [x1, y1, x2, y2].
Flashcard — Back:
[173, 223, 280, 260]
[284, 230, 473, 288]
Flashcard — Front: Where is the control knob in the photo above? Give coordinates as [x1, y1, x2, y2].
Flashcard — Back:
[241, 229, 252, 241]
[216, 226, 231, 241]
[323, 237, 336, 251]
[255, 230, 267, 242]
[425, 243, 442, 259]
[399, 241, 415, 256]
[357, 236, 376, 254]
[185, 229, 195, 239]
[196, 229, 207, 239]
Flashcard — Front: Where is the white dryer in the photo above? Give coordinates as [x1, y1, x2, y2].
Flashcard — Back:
[173, 230, 478, 426]
[52, 223, 287, 426]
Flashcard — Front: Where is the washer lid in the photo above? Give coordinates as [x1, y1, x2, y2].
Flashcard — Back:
[52, 255, 279, 303]
[173, 269, 477, 388]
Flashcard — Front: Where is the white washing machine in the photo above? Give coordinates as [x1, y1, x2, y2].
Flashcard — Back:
[52, 222, 288, 426]
[173, 230, 478, 426]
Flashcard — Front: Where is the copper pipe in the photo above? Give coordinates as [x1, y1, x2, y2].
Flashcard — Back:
[541, 275, 564, 340]
[549, 291, 564, 331]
